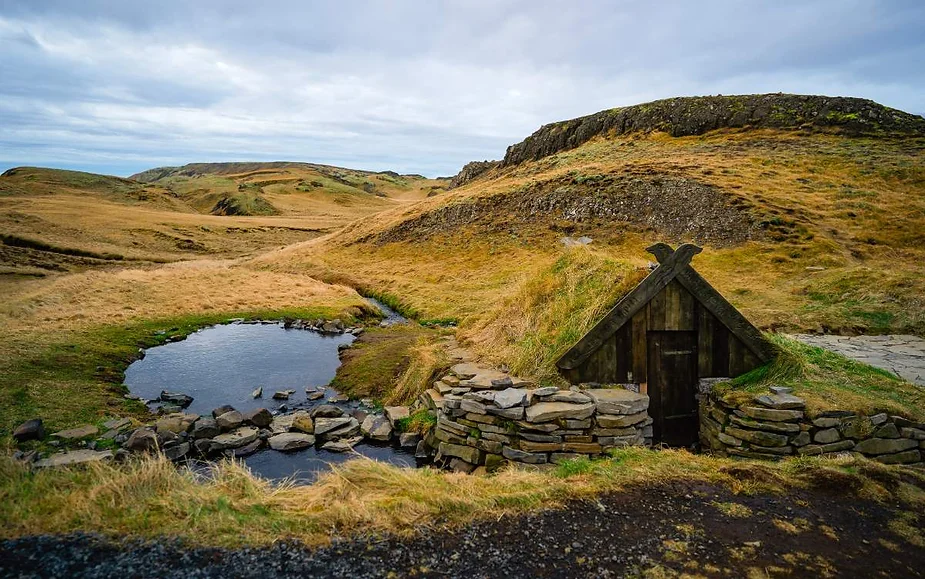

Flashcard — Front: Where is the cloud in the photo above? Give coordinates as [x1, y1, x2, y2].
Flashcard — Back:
[0, 0, 923, 177]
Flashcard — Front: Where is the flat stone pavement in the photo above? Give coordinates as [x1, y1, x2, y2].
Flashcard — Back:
[789, 334, 925, 386]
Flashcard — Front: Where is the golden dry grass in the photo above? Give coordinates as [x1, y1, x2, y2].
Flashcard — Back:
[0, 260, 363, 332]
[2, 448, 921, 547]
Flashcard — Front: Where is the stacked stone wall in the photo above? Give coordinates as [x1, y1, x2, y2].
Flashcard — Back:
[416, 363, 652, 472]
[701, 386, 925, 466]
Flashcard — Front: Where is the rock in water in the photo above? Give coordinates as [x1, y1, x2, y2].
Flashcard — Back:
[272, 390, 295, 400]
[211, 405, 236, 418]
[159, 390, 193, 408]
[211, 427, 259, 450]
[252, 386, 263, 399]
[268, 432, 315, 451]
[13, 419, 45, 442]
[242, 408, 272, 428]
[215, 411, 244, 431]
[310, 404, 344, 419]
[361, 415, 393, 441]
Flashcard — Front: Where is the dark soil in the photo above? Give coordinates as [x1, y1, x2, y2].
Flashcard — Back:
[2, 480, 921, 578]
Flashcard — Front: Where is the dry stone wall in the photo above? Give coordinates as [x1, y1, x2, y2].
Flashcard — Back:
[701, 386, 925, 466]
[416, 363, 651, 472]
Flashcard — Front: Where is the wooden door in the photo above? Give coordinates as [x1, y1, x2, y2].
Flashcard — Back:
[647, 331, 698, 447]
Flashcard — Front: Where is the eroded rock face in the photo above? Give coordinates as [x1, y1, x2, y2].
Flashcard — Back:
[501, 94, 925, 167]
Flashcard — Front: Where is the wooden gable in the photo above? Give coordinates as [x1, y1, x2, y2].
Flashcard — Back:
[556, 243, 774, 384]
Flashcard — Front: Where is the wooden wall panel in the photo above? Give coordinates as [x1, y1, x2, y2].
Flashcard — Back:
[632, 310, 647, 384]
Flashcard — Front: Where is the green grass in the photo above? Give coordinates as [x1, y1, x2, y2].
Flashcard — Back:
[717, 334, 925, 420]
[330, 325, 436, 400]
[0, 305, 367, 444]
[396, 408, 437, 434]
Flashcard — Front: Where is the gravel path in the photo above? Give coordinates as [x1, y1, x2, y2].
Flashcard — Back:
[2, 481, 921, 578]
[790, 334, 925, 386]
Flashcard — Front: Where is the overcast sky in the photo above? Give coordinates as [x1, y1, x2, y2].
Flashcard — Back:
[1, 1, 923, 178]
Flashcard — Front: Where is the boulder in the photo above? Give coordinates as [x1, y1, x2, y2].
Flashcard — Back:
[314, 416, 354, 436]
[224, 439, 262, 458]
[361, 415, 393, 441]
[51, 424, 99, 440]
[399, 432, 421, 448]
[853, 437, 918, 456]
[268, 432, 315, 451]
[211, 405, 236, 418]
[525, 402, 594, 423]
[270, 414, 296, 434]
[162, 442, 190, 462]
[211, 427, 259, 450]
[252, 387, 263, 399]
[191, 417, 220, 439]
[215, 411, 244, 431]
[307, 391, 324, 401]
[193, 438, 214, 455]
[34, 449, 113, 468]
[291, 411, 314, 434]
[310, 404, 344, 419]
[321, 437, 362, 453]
[159, 391, 193, 408]
[585, 389, 649, 415]
[272, 390, 295, 400]
[155, 413, 199, 435]
[12, 419, 45, 442]
[243, 408, 273, 428]
[493, 388, 528, 409]
[384, 406, 410, 427]
[124, 428, 159, 452]
[326, 418, 361, 440]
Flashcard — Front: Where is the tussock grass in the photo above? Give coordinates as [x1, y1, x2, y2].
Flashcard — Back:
[2, 449, 922, 547]
[719, 334, 925, 420]
[385, 336, 450, 405]
[464, 247, 647, 383]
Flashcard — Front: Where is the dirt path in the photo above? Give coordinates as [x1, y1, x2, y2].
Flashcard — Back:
[2, 481, 921, 578]
[790, 334, 925, 387]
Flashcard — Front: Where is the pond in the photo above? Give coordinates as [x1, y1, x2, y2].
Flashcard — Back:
[123, 303, 415, 483]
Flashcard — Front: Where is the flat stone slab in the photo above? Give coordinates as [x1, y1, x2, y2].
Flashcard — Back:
[211, 426, 259, 450]
[268, 432, 315, 451]
[525, 401, 594, 423]
[35, 449, 113, 468]
[790, 334, 925, 386]
[585, 389, 649, 415]
[51, 425, 99, 440]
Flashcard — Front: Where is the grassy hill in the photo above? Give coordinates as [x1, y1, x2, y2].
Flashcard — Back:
[252, 94, 925, 382]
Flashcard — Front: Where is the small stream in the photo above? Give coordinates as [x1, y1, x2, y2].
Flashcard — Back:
[123, 303, 414, 483]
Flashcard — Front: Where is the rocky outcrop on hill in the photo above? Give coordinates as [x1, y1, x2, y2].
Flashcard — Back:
[448, 160, 500, 189]
[501, 94, 925, 167]
[371, 172, 764, 247]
